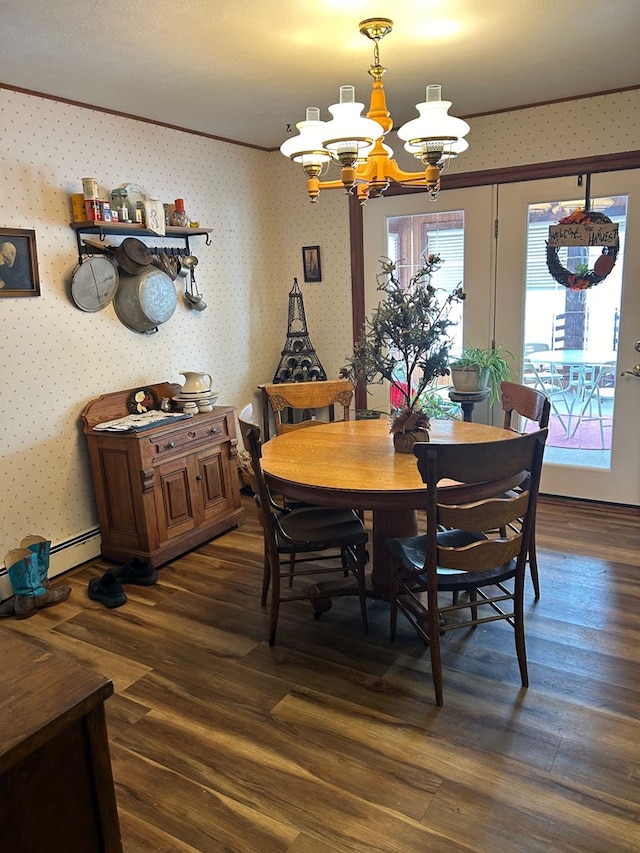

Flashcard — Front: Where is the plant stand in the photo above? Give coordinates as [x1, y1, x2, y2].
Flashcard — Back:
[447, 389, 489, 422]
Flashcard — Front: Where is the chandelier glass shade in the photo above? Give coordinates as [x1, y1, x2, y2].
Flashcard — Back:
[280, 19, 470, 204]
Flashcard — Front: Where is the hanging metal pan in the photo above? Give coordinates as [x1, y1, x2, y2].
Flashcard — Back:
[157, 251, 177, 280]
[114, 238, 155, 275]
[70, 256, 119, 312]
[113, 265, 177, 334]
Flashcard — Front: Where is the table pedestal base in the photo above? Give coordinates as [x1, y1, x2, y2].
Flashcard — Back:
[371, 508, 418, 597]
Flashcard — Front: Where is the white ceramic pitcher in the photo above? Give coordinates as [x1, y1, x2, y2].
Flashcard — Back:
[180, 371, 213, 394]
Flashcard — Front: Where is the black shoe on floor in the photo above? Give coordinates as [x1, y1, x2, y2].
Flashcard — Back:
[88, 572, 127, 608]
[0, 596, 15, 618]
[109, 558, 158, 586]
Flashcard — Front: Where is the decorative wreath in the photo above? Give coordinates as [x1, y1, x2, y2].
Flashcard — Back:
[546, 209, 619, 291]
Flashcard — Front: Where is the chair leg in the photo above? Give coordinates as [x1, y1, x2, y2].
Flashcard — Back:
[528, 544, 541, 600]
[514, 577, 529, 688]
[287, 553, 296, 588]
[469, 589, 478, 623]
[355, 544, 369, 636]
[260, 541, 270, 608]
[268, 557, 281, 647]
[595, 386, 605, 449]
[341, 547, 351, 578]
[427, 591, 444, 707]
[389, 567, 398, 641]
[528, 515, 541, 600]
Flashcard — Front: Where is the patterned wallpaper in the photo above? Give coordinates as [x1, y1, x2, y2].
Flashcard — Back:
[394, 89, 640, 174]
[0, 87, 353, 583]
[0, 86, 637, 587]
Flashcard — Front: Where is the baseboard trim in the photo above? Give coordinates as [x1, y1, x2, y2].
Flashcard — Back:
[0, 528, 102, 601]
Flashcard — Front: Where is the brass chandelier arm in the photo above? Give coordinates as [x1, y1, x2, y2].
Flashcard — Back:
[308, 141, 443, 203]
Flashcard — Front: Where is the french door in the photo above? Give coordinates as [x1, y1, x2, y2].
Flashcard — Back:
[363, 185, 496, 416]
[363, 172, 640, 505]
[495, 172, 639, 504]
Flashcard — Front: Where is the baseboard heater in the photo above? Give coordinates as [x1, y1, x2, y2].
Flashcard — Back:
[49, 527, 102, 557]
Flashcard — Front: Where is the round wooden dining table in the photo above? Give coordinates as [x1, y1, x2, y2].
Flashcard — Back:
[260, 418, 518, 598]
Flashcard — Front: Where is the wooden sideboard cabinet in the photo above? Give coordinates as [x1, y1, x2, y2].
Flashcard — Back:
[81, 383, 245, 567]
[0, 633, 122, 852]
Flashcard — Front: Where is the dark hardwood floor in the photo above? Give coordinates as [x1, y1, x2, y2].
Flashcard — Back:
[2, 494, 639, 852]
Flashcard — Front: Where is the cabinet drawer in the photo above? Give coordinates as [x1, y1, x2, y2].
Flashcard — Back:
[148, 415, 229, 459]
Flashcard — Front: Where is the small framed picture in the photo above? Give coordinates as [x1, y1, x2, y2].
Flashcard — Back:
[0, 228, 41, 297]
[302, 245, 322, 282]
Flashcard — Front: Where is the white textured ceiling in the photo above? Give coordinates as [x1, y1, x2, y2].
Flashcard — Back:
[1, 0, 639, 150]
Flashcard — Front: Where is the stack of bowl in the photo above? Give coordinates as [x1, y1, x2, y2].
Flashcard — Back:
[172, 388, 219, 414]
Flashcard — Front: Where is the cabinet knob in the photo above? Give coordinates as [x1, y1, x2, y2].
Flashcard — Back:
[195, 475, 202, 481]
[208, 428, 217, 434]
[165, 441, 176, 449]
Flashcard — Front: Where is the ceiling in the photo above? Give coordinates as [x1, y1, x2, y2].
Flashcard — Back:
[1, 0, 638, 151]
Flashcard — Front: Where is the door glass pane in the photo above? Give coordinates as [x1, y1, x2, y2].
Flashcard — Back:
[523, 196, 626, 468]
[386, 211, 465, 414]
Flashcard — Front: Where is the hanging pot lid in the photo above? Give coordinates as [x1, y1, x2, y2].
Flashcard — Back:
[71, 256, 119, 312]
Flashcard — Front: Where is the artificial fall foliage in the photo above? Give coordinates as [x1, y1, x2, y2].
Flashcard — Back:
[389, 406, 431, 436]
[343, 255, 465, 421]
[546, 208, 618, 291]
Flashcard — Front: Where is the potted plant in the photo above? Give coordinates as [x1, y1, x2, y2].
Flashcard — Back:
[355, 408, 384, 420]
[342, 255, 465, 451]
[449, 345, 513, 405]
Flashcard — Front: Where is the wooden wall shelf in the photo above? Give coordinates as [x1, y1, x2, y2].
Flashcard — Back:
[70, 222, 213, 262]
[70, 221, 212, 238]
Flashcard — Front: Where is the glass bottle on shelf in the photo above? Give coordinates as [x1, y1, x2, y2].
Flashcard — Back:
[110, 188, 130, 222]
[171, 198, 189, 227]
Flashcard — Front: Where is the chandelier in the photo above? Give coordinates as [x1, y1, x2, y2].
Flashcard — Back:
[280, 18, 470, 204]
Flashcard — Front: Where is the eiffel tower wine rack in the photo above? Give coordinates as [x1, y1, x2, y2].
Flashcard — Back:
[273, 278, 327, 383]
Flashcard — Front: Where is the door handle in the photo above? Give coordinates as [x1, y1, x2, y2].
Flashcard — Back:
[620, 363, 640, 378]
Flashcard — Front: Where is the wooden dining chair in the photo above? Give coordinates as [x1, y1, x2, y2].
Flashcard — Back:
[239, 409, 369, 646]
[501, 381, 550, 599]
[238, 402, 260, 493]
[261, 379, 364, 525]
[262, 379, 353, 439]
[387, 429, 548, 706]
[239, 402, 304, 599]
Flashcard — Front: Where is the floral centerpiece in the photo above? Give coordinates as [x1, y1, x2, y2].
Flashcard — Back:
[342, 255, 465, 451]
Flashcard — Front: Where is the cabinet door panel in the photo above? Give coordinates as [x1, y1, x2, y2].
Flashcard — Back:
[196, 447, 235, 522]
[155, 461, 196, 542]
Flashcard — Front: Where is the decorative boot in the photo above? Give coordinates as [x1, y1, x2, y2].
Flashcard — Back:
[20, 534, 72, 598]
[5, 547, 70, 620]
[6, 548, 39, 620]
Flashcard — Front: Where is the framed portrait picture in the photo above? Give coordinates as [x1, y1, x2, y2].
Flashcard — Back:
[302, 245, 322, 282]
[0, 227, 41, 297]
